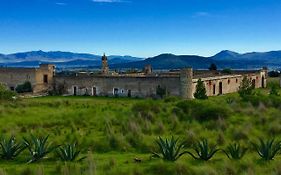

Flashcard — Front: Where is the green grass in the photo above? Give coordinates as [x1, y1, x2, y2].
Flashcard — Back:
[1, 85, 281, 174]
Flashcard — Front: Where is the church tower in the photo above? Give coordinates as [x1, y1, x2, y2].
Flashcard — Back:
[101, 53, 109, 75]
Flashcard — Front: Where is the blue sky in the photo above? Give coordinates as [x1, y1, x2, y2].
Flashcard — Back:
[0, 0, 281, 57]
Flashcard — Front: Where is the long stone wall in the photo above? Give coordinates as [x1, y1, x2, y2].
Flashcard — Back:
[54, 76, 182, 98]
[0, 64, 267, 98]
[192, 70, 267, 97]
[55, 69, 266, 99]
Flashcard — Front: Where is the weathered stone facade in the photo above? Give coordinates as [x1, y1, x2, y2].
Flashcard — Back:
[0, 64, 55, 93]
[0, 61, 267, 98]
[54, 68, 267, 99]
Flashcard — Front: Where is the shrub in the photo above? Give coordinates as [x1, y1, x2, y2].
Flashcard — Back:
[223, 143, 247, 160]
[24, 135, 57, 163]
[16, 81, 32, 93]
[187, 138, 220, 161]
[269, 82, 280, 96]
[194, 79, 208, 100]
[0, 84, 16, 100]
[252, 138, 281, 161]
[152, 136, 187, 161]
[176, 100, 231, 121]
[56, 143, 85, 162]
[0, 135, 26, 160]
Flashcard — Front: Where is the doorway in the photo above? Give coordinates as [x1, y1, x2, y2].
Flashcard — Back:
[213, 84, 216, 95]
[128, 90, 132, 97]
[219, 82, 223, 95]
[92, 87, 97, 96]
[73, 86, 77, 96]
[262, 76, 265, 88]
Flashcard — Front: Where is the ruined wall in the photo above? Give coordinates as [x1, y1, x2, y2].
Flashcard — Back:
[54, 75, 181, 98]
[0, 68, 37, 90]
[191, 70, 266, 98]
[0, 64, 55, 93]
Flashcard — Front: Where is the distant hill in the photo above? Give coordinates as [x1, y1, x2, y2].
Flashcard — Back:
[1, 50, 281, 69]
[211, 50, 241, 60]
[0, 51, 144, 68]
[112, 50, 281, 70]
[111, 54, 212, 69]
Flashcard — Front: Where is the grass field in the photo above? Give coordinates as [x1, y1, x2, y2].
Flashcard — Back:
[0, 79, 281, 174]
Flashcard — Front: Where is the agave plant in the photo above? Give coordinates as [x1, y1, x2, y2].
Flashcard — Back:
[152, 136, 187, 161]
[0, 135, 26, 160]
[252, 138, 281, 161]
[23, 135, 57, 163]
[223, 142, 247, 160]
[57, 143, 85, 162]
[187, 138, 220, 161]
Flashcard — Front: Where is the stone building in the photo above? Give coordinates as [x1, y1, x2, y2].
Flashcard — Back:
[0, 55, 267, 98]
[0, 64, 55, 93]
[55, 68, 266, 99]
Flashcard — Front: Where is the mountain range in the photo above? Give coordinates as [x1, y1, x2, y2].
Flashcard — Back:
[0, 50, 281, 70]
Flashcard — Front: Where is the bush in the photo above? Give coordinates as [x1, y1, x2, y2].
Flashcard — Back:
[176, 100, 231, 121]
[0, 84, 16, 100]
[16, 81, 32, 93]
[269, 82, 280, 96]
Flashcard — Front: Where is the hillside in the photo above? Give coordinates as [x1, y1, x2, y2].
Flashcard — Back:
[112, 50, 281, 70]
[111, 54, 212, 69]
[0, 85, 281, 174]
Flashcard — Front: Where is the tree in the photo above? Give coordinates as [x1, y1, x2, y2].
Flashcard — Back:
[238, 76, 254, 99]
[222, 68, 232, 74]
[194, 79, 208, 99]
[209, 63, 217, 71]
[16, 81, 33, 93]
[156, 85, 166, 99]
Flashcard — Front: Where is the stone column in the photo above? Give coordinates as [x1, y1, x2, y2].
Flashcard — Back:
[180, 68, 193, 99]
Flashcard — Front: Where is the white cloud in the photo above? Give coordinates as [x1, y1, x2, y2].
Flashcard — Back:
[55, 2, 67, 6]
[193, 12, 211, 18]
